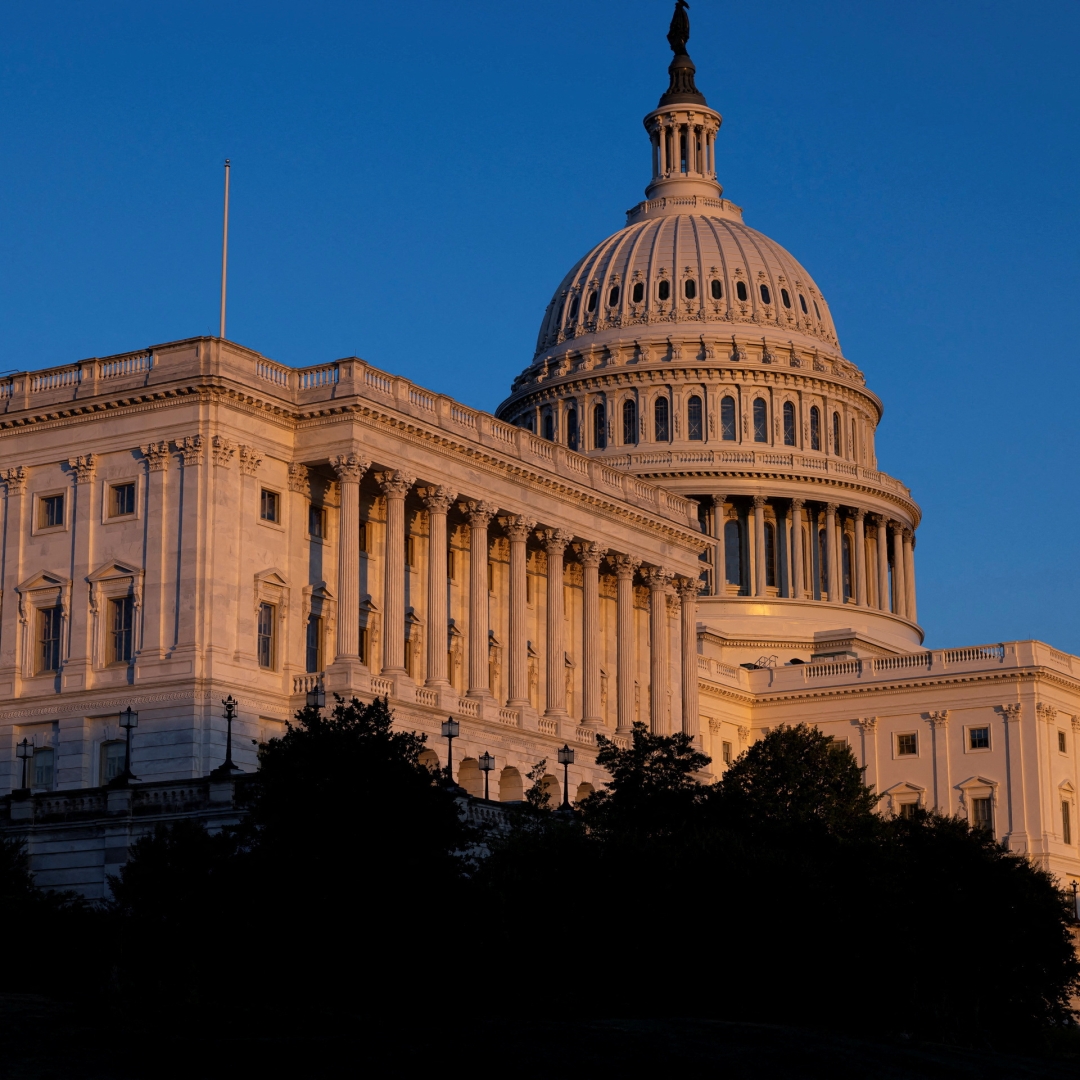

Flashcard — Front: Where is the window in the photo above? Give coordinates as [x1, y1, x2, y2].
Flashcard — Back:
[781, 288, 792, 309]
[38, 606, 62, 673]
[1059, 730, 1068, 754]
[687, 396, 703, 441]
[32, 748, 54, 790]
[969, 727, 990, 750]
[783, 401, 796, 445]
[447, 548, 456, 581]
[710, 279, 722, 300]
[971, 797, 993, 833]
[899, 802, 918, 821]
[654, 397, 670, 442]
[110, 483, 136, 517]
[658, 280, 670, 302]
[1064, 800, 1073, 845]
[720, 396, 736, 441]
[100, 741, 126, 785]
[764, 522, 777, 588]
[306, 614, 323, 673]
[568, 296, 579, 320]
[842, 533, 852, 602]
[308, 505, 326, 539]
[260, 489, 280, 523]
[722, 740, 732, 765]
[799, 293, 808, 314]
[897, 733, 918, 756]
[608, 285, 620, 306]
[109, 596, 134, 664]
[759, 284, 771, 304]
[810, 406, 821, 451]
[632, 281, 644, 304]
[684, 279, 696, 299]
[832, 412, 841, 455]
[257, 602, 275, 669]
[593, 404, 607, 449]
[586, 290, 597, 312]
[752, 398, 767, 442]
[543, 413, 554, 441]
[567, 408, 579, 451]
[622, 399, 637, 445]
[724, 519, 742, 591]
[850, 419, 857, 460]
[487, 561, 495, 593]
[405, 536, 415, 568]
[817, 528, 828, 597]
[358, 521, 368, 553]
[39, 494, 64, 530]
[736, 280, 748, 302]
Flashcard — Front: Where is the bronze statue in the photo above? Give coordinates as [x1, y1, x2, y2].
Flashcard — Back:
[667, 0, 691, 57]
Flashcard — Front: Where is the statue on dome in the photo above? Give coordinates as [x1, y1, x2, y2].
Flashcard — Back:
[667, 0, 691, 58]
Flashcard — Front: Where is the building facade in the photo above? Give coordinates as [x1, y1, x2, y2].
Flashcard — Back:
[5, 7, 1080, 898]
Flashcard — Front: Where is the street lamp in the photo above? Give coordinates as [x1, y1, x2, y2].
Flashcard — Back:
[115, 706, 139, 784]
[478, 751, 495, 801]
[15, 738, 31, 791]
[441, 717, 460, 783]
[557, 744, 574, 810]
[305, 681, 325, 711]
[211, 695, 242, 777]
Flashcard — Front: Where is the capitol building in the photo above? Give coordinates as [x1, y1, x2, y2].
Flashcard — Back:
[5, 7, 1080, 899]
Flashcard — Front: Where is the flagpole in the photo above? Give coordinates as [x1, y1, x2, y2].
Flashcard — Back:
[219, 159, 230, 339]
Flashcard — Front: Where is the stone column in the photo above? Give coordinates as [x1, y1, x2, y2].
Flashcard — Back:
[891, 522, 907, 619]
[858, 716, 879, 793]
[824, 502, 839, 602]
[853, 508, 867, 607]
[929, 710, 951, 813]
[875, 514, 889, 612]
[613, 554, 641, 733]
[789, 498, 804, 600]
[0, 468, 28, 686]
[577, 541, 605, 727]
[711, 495, 726, 596]
[463, 500, 497, 697]
[904, 528, 917, 623]
[419, 486, 455, 687]
[139, 446, 169, 661]
[752, 495, 767, 597]
[331, 454, 371, 666]
[539, 528, 572, 718]
[65, 455, 96, 684]
[675, 576, 701, 740]
[501, 514, 535, 706]
[172, 436, 204, 655]
[643, 566, 673, 733]
[376, 471, 415, 675]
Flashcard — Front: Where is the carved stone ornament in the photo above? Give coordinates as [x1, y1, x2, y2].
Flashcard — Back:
[928, 710, 949, 728]
[173, 435, 204, 466]
[1002, 703, 1022, 721]
[331, 454, 371, 484]
[141, 442, 170, 473]
[286, 462, 309, 492]
[737, 725, 749, 742]
[538, 527, 573, 556]
[419, 485, 457, 515]
[238, 445, 262, 476]
[1, 466, 27, 495]
[674, 575, 701, 600]
[575, 540, 605, 568]
[462, 500, 497, 529]
[375, 470, 416, 499]
[857, 716, 878, 733]
[67, 454, 95, 484]
[612, 553, 642, 579]
[642, 565, 673, 590]
[1072, 715, 1080, 734]
[1036, 702, 1058, 723]
[213, 436, 237, 468]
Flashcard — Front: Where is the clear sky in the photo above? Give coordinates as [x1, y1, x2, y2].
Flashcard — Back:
[1, 1, 1078, 653]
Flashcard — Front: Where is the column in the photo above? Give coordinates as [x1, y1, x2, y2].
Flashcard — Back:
[929, 711, 950, 813]
[675, 577, 701, 740]
[643, 566, 672, 734]
[172, 436, 204, 654]
[790, 498, 804, 600]
[501, 514, 535, 705]
[613, 554, 640, 733]
[824, 502, 838, 602]
[464, 500, 497, 697]
[331, 454, 370, 666]
[858, 716, 879, 793]
[853, 508, 867, 607]
[65, 455, 96, 685]
[539, 528, 572, 718]
[0, 468, 28, 686]
[138, 446, 169, 661]
[578, 541, 605, 727]
[419, 486, 455, 687]
[711, 495, 726, 596]
[904, 528, 917, 623]
[752, 495, 767, 597]
[376, 470, 415, 675]
[891, 522, 907, 619]
[875, 514, 889, 611]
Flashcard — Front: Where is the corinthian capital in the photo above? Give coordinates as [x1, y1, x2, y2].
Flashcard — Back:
[642, 565, 673, 590]
[419, 485, 456, 515]
[461, 499, 497, 529]
[499, 514, 536, 543]
[537, 527, 573, 556]
[674, 575, 702, 600]
[141, 442, 170, 473]
[928, 710, 949, 728]
[1, 466, 27, 495]
[612, 553, 642, 580]
[857, 716, 877, 733]
[173, 435, 203, 466]
[375, 470, 416, 499]
[575, 540, 606, 569]
[67, 454, 96, 485]
[331, 454, 370, 483]
[751, 495, 767, 510]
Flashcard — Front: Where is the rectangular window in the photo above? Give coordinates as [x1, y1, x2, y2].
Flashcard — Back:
[526, 572, 534, 604]
[257, 602, 275, 669]
[1059, 730, 1068, 754]
[969, 726, 990, 750]
[38, 494, 64, 529]
[896, 732, 918, 756]
[308, 504, 326, 539]
[358, 521, 368, 552]
[305, 614, 322, 673]
[899, 802, 918, 821]
[359, 626, 368, 665]
[722, 741, 732, 766]
[260, 489, 280, 523]
[448, 548, 456, 581]
[38, 606, 62, 673]
[971, 797, 993, 834]
[488, 561, 495, 593]
[405, 536, 415, 568]
[100, 741, 126, 785]
[1064, 800, 1073, 846]
[109, 596, 134, 664]
[110, 483, 136, 518]
[32, 748, 54, 790]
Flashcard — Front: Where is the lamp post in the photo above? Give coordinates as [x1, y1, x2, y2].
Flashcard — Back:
[215, 695, 241, 776]
[441, 717, 460, 784]
[116, 706, 139, 784]
[305, 681, 325, 711]
[557, 744, 574, 810]
[478, 751, 495, 801]
[15, 738, 31, 792]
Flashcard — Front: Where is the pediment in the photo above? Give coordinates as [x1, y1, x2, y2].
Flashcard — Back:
[303, 581, 335, 601]
[255, 567, 289, 588]
[1061, 780, 1075, 795]
[16, 570, 69, 594]
[87, 560, 142, 583]
[956, 775, 997, 792]
[882, 781, 925, 797]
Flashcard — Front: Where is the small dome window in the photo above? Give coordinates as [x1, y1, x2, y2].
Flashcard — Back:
[710, 279, 723, 300]
[798, 294, 808, 314]
[608, 285, 620, 306]
[569, 296, 579, 320]
[736, 281, 748, 302]
[720, 396, 736, 441]
[593, 404, 607, 449]
[632, 281, 644, 304]
[687, 395, 703, 441]
[587, 290, 597, 313]
[543, 412, 555, 441]
[781, 288, 792, 309]
[684, 279, 697, 300]
[658, 280, 671, 302]
[759, 284, 772, 304]
[813, 300, 821, 319]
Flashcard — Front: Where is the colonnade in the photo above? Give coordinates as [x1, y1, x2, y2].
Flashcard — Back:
[708, 494, 917, 620]
[327, 455, 702, 738]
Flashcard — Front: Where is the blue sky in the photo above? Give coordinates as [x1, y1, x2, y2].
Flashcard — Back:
[1, 1, 1078, 652]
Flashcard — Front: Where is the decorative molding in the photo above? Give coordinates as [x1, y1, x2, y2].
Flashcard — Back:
[857, 716, 878, 733]
[1002, 703, 1022, 721]
[212, 436, 236, 468]
[287, 462, 309, 493]
[537, 527, 573, 556]
[173, 435, 203, 466]
[375, 470, 415, 499]
[928, 710, 949, 728]
[462, 500, 497, 529]
[575, 540, 605, 568]
[1036, 702, 1058, 723]
[642, 565, 673, 590]
[612, 553, 642, 579]
[141, 442, 170, 473]
[67, 454, 95, 484]
[419, 485, 457, 515]
[330, 453, 370, 484]
[1, 466, 27, 495]
[238, 445, 262, 476]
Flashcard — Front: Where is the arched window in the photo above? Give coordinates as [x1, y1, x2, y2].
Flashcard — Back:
[781, 288, 792, 308]
[568, 296, 579, 320]
[736, 281, 748, 302]
[658, 280, 671, 302]
[687, 395, 703, 440]
[586, 290, 597, 312]
[842, 533, 853, 602]
[764, 522, 777, 588]
[608, 285, 620, 306]
[759, 284, 772, 304]
[753, 398, 768, 442]
[622, 399, 638, 445]
[654, 397, 670, 442]
[710, 279, 723, 300]
[810, 406, 821, 451]
[566, 408, 579, 451]
[783, 401, 796, 445]
[724, 519, 742, 592]
[721, 396, 736, 441]
[832, 412, 841, 455]
[799, 294, 808, 314]
[499, 766, 523, 802]
[684, 279, 696, 299]
[632, 281, 644, 303]
[818, 527, 828, 598]
[593, 404, 607, 449]
[543, 412, 554, 441]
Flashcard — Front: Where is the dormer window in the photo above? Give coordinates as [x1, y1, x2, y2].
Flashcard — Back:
[569, 296, 580, 320]
[608, 285, 620, 306]
[736, 281, 748, 302]
[759, 284, 772, 304]
[799, 294, 808, 314]
[684, 279, 696, 299]
[658, 280, 671, 302]
[632, 282, 644, 303]
[587, 290, 598, 312]
[710, 279, 722, 300]
[781, 288, 792, 308]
